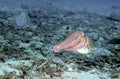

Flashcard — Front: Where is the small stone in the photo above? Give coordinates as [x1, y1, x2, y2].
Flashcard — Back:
[52, 57, 64, 65]
[19, 42, 31, 49]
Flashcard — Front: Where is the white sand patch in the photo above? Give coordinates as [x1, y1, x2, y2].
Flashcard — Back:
[0, 60, 34, 77]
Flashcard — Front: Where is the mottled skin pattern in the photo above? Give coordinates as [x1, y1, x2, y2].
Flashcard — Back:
[53, 31, 97, 53]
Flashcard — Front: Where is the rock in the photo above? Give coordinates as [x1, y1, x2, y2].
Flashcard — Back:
[61, 69, 111, 79]
[18, 42, 31, 49]
[0, 36, 7, 45]
[64, 63, 78, 71]
[13, 11, 30, 28]
[0, 60, 34, 77]
[0, 63, 23, 77]
[29, 24, 38, 30]
[52, 57, 64, 65]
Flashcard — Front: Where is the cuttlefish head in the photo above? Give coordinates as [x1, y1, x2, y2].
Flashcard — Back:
[53, 31, 98, 54]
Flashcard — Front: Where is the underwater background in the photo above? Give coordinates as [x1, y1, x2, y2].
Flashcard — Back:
[0, 0, 120, 79]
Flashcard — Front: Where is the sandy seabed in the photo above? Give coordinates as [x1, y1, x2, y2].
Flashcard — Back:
[0, 5, 120, 79]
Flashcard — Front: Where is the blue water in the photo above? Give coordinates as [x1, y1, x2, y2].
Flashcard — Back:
[0, 0, 120, 15]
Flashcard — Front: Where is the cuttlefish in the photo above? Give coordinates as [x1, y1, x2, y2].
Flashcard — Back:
[53, 31, 100, 54]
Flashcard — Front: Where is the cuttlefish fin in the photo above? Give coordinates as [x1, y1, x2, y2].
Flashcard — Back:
[87, 37, 97, 50]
